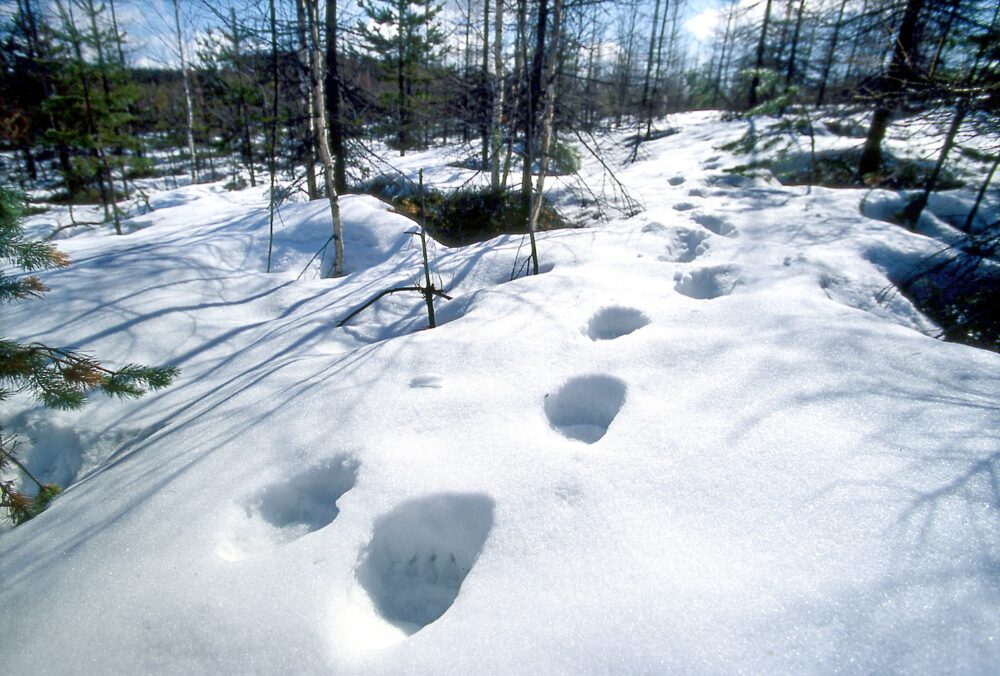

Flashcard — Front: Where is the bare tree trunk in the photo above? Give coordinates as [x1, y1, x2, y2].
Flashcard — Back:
[748, 0, 774, 108]
[172, 0, 198, 185]
[295, 0, 320, 198]
[785, 0, 807, 87]
[650, 0, 671, 122]
[267, 0, 279, 272]
[963, 154, 998, 234]
[57, 0, 112, 227]
[490, 0, 505, 189]
[463, 0, 473, 143]
[481, 0, 490, 169]
[713, 1, 736, 107]
[107, 0, 136, 197]
[857, 0, 925, 178]
[527, 0, 563, 276]
[301, 0, 345, 277]
[522, 0, 549, 211]
[230, 8, 256, 188]
[632, 0, 662, 161]
[418, 169, 437, 328]
[325, 0, 348, 193]
[816, 0, 847, 107]
[900, 104, 965, 229]
[83, 0, 122, 233]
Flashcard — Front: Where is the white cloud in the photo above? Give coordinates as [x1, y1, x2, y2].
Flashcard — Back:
[685, 7, 721, 43]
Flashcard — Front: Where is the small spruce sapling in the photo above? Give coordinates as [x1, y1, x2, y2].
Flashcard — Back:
[0, 187, 178, 525]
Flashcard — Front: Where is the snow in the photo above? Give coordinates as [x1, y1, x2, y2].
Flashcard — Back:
[2, 111, 999, 673]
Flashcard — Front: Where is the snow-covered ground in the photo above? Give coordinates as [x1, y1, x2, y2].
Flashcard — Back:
[2, 111, 999, 673]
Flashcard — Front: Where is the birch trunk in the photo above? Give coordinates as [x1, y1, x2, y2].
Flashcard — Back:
[490, 0, 505, 188]
[172, 0, 198, 184]
[526, 0, 562, 276]
[295, 0, 320, 198]
[301, 0, 344, 277]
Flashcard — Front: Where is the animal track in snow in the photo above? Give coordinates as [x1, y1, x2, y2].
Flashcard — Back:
[410, 374, 444, 388]
[673, 266, 740, 300]
[688, 188, 707, 197]
[672, 202, 697, 212]
[256, 457, 359, 532]
[668, 175, 686, 186]
[216, 456, 359, 561]
[702, 155, 722, 170]
[355, 493, 494, 637]
[545, 375, 627, 443]
[657, 228, 711, 264]
[585, 306, 650, 340]
[641, 222, 668, 234]
[691, 213, 738, 238]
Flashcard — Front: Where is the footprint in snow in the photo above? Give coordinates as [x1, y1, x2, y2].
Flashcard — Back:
[216, 456, 359, 561]
[585, 306, 650, 341]
[691, 213, 738, 238]
[672, 202, 697, 212]
[673, 266, 741, 300]
[668, 175, 686, 186]
[545, 375, 627, 444]
[410, 374, 444, 388]
[348, 493, 494, 644]
[658, 228, 710, 264]
[641, 222, 669, 234]
[688, 188, 707, 198]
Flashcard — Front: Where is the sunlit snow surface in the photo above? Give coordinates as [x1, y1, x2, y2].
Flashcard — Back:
[2, 111, 998, 673]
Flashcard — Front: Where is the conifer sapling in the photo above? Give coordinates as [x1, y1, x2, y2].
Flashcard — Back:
[0, 187, 178, 525]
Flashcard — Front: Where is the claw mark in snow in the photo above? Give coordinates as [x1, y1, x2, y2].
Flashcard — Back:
[348, 493, 494, 644]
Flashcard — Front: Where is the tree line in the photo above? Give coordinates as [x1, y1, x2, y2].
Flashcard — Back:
[0, 0, 996, 243]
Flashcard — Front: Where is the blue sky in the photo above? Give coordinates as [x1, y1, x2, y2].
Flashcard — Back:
[1, 0, 725, 68]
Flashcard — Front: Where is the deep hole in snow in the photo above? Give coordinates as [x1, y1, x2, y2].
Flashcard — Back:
[255, 456, 359, 533]
[674, 266, 740, 300]
[585, 307, 650, 341]
[544, 375, 627, 443]
[356, 493, 494, 634]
